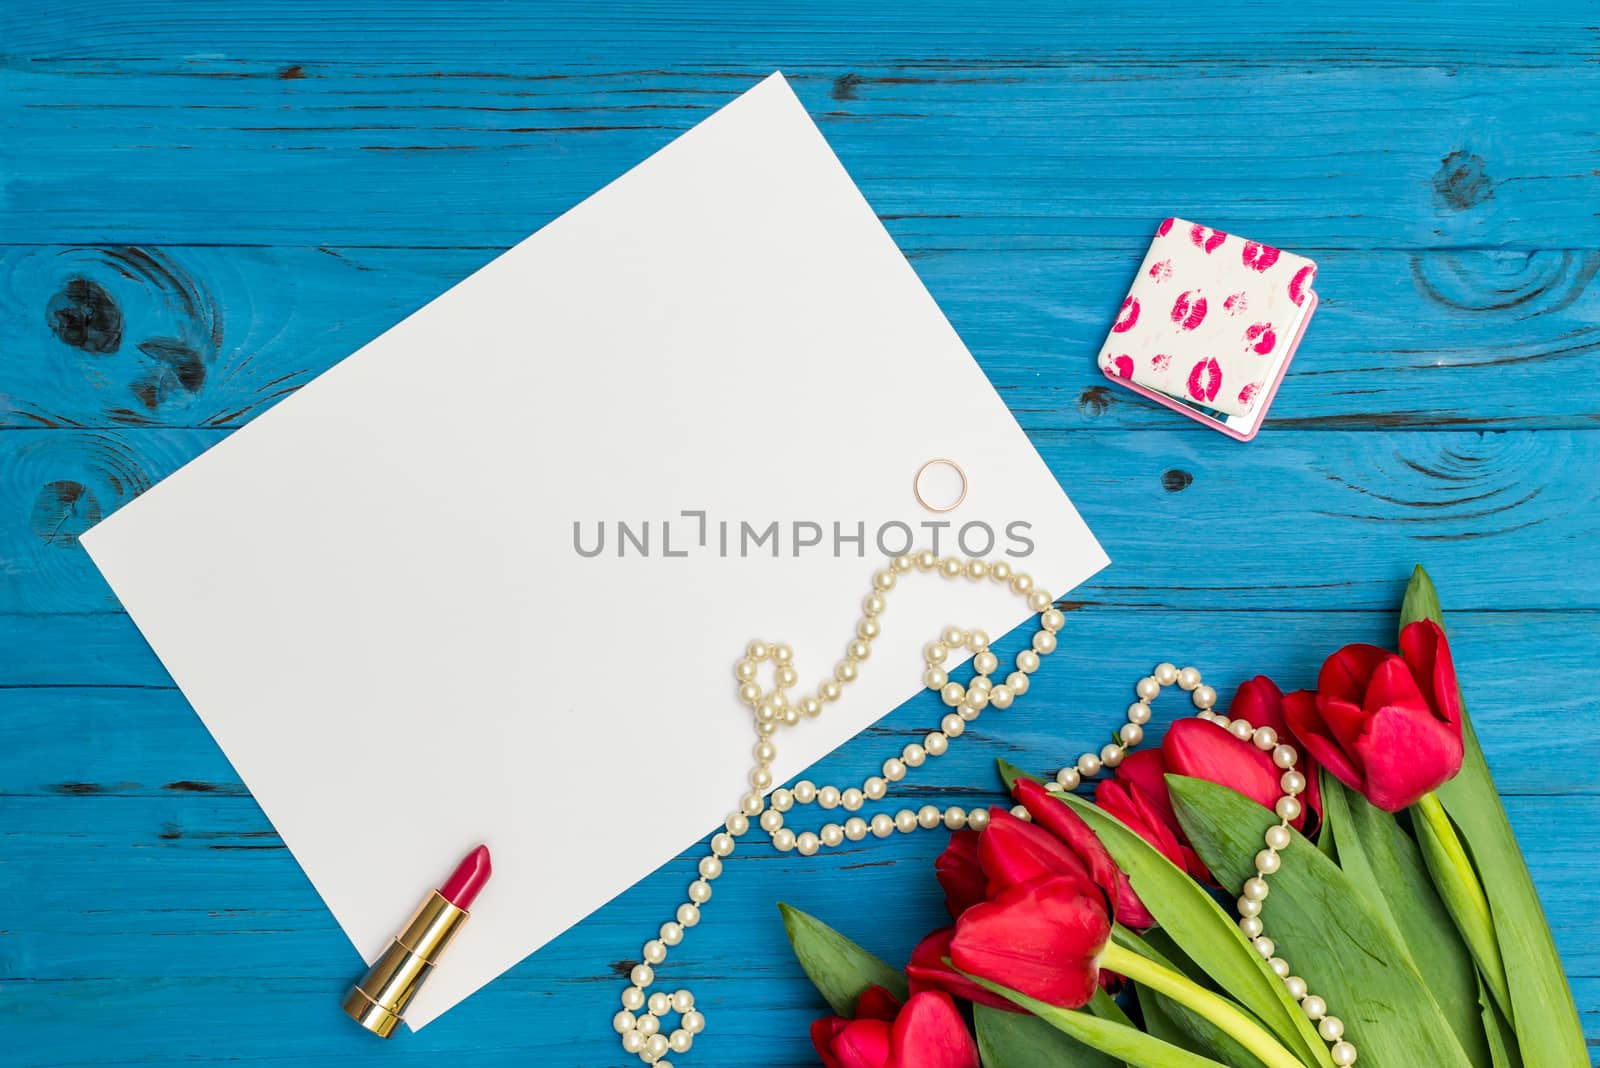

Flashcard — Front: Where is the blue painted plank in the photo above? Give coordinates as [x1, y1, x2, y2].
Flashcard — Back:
[4, 245, 1598, 433]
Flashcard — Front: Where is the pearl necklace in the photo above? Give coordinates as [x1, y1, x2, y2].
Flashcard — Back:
[608, 553, 1358, 1068]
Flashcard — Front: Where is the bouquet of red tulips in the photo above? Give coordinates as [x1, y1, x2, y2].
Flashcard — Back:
[782, 567, 1585, 1067]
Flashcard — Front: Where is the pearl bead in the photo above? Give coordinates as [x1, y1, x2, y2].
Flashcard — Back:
[1126, 701, 1151, 725]
[818, 785, 841, 809]
[969, 675, 992, 694]
[677, 903, 699, 927]
[1015, 650, 1040, 674]
[749, 767, 772, 790]
[1255, 849, 1281, 874]
[1028, 590, 1052, 612]
[615, 1010, 637, 1034]
[1041, 609, 1065, 632]
[757, 720, 778, 737]
[772, 829, 796, 851]
[915, 549, 938, 570]
[1253, 726, 1278, 750]
[925, 641, 949, 665]
[659, 922, 683, 946]
[820, 823, 844, 847]
[1136, 676, 1160, 701]
[1265, 825, 1291, 850]
[1006, 671, 1030, 696]
[796, 832, 819, 856]
[1318, 1016, 1344, 1041]
[682, 1010, 706, 1034]
[688, 879, 712, 903]
[1100, 743, 1123, 767]
[1178, 667, 1201, 691]
[892, 554, 914, 573]
[847, 639, 870, 662]
[857, 618, 880, 641]
[841, 788, 864, 811]
[1273, 744, 1298, 769]
[864, 777, 887, 800]
[1077, 752, 1102, 777]
[1119, 723, 1144, 746]
[735, 659, 757, 682]
[770, 789, 793, 813]
[738, 682, 761, 705]
[942, 625, 966, 646]
[966, 685, 990, 710]
[924, 733, 949, 757]
[1055, 767, 1081, 790]
[1237, 895, 1262, 917]
[622, 985, 646, 1011]
[835, 660, 858, 683]
[941, 558, 963, 578]
[777, 664, 799, 687]
[740, 792, 763, 815]
[1010, 805, 1031, 821]
[622, 1031, 646, 1054]
[1330, 1040, 1357, 1066]
[944, 806, 967, 830]
[1243, 877, 1270, 902]
[871, 813, 895, 838]
[1230, 719, 1254, 741]
[1154, 662, 1179, 685]
[845, 817, 868, 841]
[941, 682, 966, 707]
[967, 629, 990, 651]
[894, 810, 917, 833]
[923, 667, 949, 690]
[699, 856, 723, 880]
[873, 570, 896, 591]
[966, 560, 987, 579]
[781, 705, 800, 726]
[1031, 631, 1057, 655]
[646, 1033, 669, 1059]
[1281, 770, 1306, 795]
[1301, 995, 1327, 1020]
[793, 780, 817, 805]
[1276, 797, 1303, 822]
[942, 714, 965, 737]
[1268, 956, 1290, 978]
[1011, 574, 1033, 594]
[754, 741, 777, 765]
[820, 681, 841, 702]
[725, 813, 749, 836]
[1253, 936, 1275, 958]
[988, 685, 1013, 709]
[1284, 976, 1308, 1000]
[990, 562, 1011, 581]
[1193, 684, 1217, 710]
[747, 641, 769, 661]
[632, 964, 655, 987]
[773, 643, 793, 664]
[973, 650, 999, 675]
[1239, 915, 1263, 938]
[882, 758, 906, 781]
[903, 743, 927, 766]
[670, 1029, 693, 1054]
[864, 592, 887, 615]
[967, 807, 990, 831]
[648, 991, 671, 1015]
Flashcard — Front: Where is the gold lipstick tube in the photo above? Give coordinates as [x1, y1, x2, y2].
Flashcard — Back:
[342, 890, 470, 1037]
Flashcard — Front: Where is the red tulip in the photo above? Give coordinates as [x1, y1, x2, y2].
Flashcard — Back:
[907, 926, 1016, 1011]
[811, 986, 979, 1068]
[1284, 620, 1464, 812]
[949, 874, 1111, 1009]
[1097, 748, 1212, 883]
[933, 830, 986, 919]
[1009, 779, 1154, 929]
[1163, 676, 1321, 833]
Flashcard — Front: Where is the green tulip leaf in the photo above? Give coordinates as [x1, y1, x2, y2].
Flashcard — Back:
[1319, 775, 1490, 1064]
[1169, 774, 1476, 1068]
[1400, 564, 1585, 1067]
[976, 1003, 1123, 1068]
[995, 759, 1334, 1068]
[1479, 976, 1522, 1068]
[1116, 928, 1270, 1068]
[777, 901, 907, 1016]
[969, 975, 1232, 1068]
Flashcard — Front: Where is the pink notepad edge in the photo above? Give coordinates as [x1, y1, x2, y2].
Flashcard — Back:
[1101, 289, 1317, 442]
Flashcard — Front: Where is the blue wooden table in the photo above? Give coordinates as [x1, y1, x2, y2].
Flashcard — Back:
[3, 2, 1598, 1065]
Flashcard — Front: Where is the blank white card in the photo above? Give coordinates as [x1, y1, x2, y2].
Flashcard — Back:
[82, 72, 1108, 1027]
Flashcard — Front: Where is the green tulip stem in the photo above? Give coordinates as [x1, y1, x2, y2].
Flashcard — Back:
[1098, 941, 1307, 1068]
[1414, 789, 1512, 1014]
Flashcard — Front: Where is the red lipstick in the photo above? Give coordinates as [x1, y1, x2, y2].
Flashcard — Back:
[342, 844, 492, 1037]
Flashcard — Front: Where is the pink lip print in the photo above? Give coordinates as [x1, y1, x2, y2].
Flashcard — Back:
[1189, 224, 1227, 253]
[1151, 352, 1173, 371]
[1108, 354, 1134, 379]
[1171, 290, 1208, 331]
[1187, 357, 1223, 402]
[1288, 264, 1315, 306]
[1245, 322, 1277, 355]
[1223, 292, 1248, 314]
[1240, 241, 1281, 272]
[1238, 382, 1260, 407]
[1148, 258, 1173, 282]
[1156, 217, 1175, 237]
[1113, 295, 1141, 332]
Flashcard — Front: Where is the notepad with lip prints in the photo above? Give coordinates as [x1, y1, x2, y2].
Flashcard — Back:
[1099, 217, 1318, 440]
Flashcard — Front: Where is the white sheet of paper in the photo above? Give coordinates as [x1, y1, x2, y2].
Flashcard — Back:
[80, 72, 1108, 1028]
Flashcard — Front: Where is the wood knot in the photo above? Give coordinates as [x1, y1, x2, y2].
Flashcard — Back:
[831, 73, 863, 101]
[30, 480, 103, 547]
[278, 64, 307, 80]
[46, 277, 123, 354]
[1433, 150, 1493, 211]
[1161, 469, 1194, 492]
[1077, 386, 1114, 417]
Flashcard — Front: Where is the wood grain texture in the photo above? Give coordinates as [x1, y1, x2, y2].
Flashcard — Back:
[3, 1, 1599, 1065]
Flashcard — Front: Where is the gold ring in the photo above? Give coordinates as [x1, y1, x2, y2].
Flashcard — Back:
[913, 458, 968, 513]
